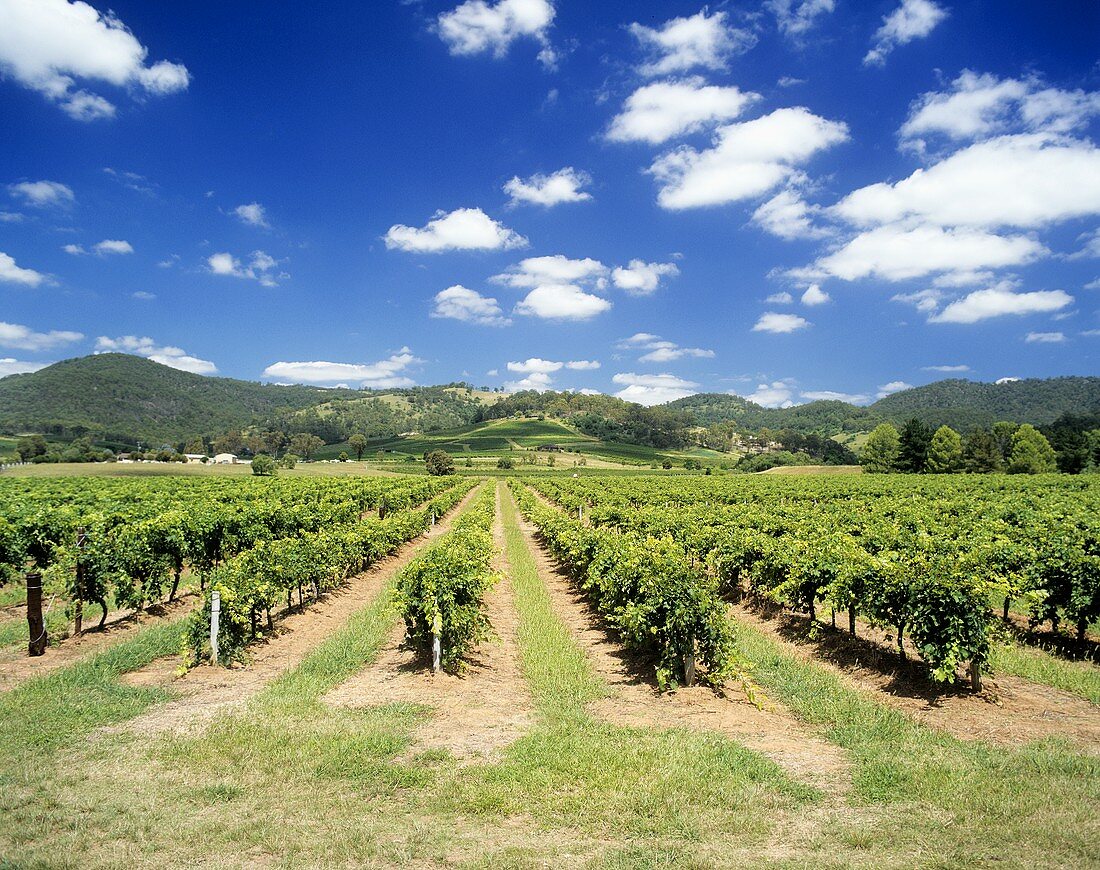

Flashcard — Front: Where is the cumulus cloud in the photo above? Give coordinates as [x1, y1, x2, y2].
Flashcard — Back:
[492, 254, 608, 288]
[0, 358, 49, 377]
[765, 291, 794, 304]
[0, 0, 189, 119]
[8, 180, 74, 207]
[616, 333, 713, 363]
[808, 225, 1045, 282]
[262, 348, 422, 388]
[514, 284, 611, 320]
[507, 357, 599, 374]
[744, 381, 795, 407]
[0, 320, 82, 351]
[504, 371, 554, 392]
[504, 167, 592, 207]
[431, 285, 511, 326]
[131, 291, 155, 300]
[436, 0, 556, 68]
[612, 372, 698, 405]
[891, 288, 944, 313]
[922, 364, 970, 372]
[1025, 331, 1065, 343]
[233, 202, 269, 228]
[606, 78, 759, 145]
[92, 239, 133, 255]
[928, 282, 1073, 324]
[752, 312, 810, 333]
[385, 207, 527, 253]
[900, 71, 1100, 153]
[611, 260, 679, 295]
[864, 0, 947, 67]
[767, 0, 836, 38]
[207, 250, 283, 286]
[752, 188, 830, 240]
[95, 335, 216, 375]
[800, 284, 830, 305]
[0, 252, 46, 286]
[877, 380, 913, 398]
[649, 107, 848, 209]
[833, 135, 1100, 230]
[801, 389, 871, 404]
[629, 9, 756, 77]
[1070, 228, 1100, 260]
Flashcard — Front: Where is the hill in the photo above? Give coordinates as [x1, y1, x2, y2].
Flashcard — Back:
[0, 355, 488, 444]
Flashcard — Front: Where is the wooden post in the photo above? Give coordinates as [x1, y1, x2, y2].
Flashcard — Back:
[970, 661, 982, 693]
[683, 639, 696, 687]
[210, 591, 221, 665]
[432, 606, 442, 674]
[73, 527, 86, 636]
[26, 571, 46, 656]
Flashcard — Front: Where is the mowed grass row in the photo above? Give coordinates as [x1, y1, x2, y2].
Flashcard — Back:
[0, 482, 1096, 868]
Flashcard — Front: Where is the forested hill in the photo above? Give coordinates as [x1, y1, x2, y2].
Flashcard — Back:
[666, 376, 1100, 433]
[0, 354, 488, 443]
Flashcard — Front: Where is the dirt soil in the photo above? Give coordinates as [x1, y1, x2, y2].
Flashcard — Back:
[0, 593, 198, 692]
[512, 496, 851, 792]
[732, 601, 1100, 751]
[324, 484, 534, 763]
[107, 486, 483, 738]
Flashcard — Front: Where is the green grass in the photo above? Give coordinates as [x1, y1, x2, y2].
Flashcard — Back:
[990, 640, 1100, 704]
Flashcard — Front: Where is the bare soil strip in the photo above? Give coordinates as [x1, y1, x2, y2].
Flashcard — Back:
[108, 486, 483, 737]
[324, 484, 535, 763]
[732, 602, 1100, 751]
[511, 500, 851, 791]
[0, 593, 198, 692]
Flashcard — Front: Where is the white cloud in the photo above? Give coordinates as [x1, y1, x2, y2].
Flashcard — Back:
[745, 381, 795, 408]
[385, 207, 527, 253]
[876, 380, 913, 398]
[900, 71, 1100, 153]
[606, 78, 759, 145]
[95, 335, 216, 375]
[505, 371, 555, 392]
[233, 202, 269, 228]
[629, 9, 756, 77]
[8, 180, 73, 207]
[567, 360, 600, 370]
[864, 0, 947, 67]
[504, 167, 592, 207]
[1024, 331, 1066, 343]
[1081, 329, 1100, 337]
[638, 345, 714, 363]
[493, 254, 607, 288]
[752, 312, 810, 333]
[63, 244, 86, 256]
[1070, 228, 1100, 260]
[802, 389, 870, 404]
[833, 134, 1100, 230]
[768, 0, 836, 38]
[507, 357, 562, 374]
[617, 332, 663, 347]
[0, 358, 49, 377]
[0, 212, 23, 223]
[431, 285, 511, 326]
[0, 252, 46, 286]
[810, 225, 1045, 282]
[0, 320, 82, 351]
[262, 348, 422, 388]
[92, 239, 132, 255]
[207, 250, 283, 286]
[611, 260, 679, 295]
[0, 0, 189, 119]
[752, 188, 829, 240]
[436, 0, 556, 68]
[131, 291, 155, 300]
[891, 289, 943, 313]
[765, 291, 794, 304]
[649, 107, 848, 209]
[929, 282, 1073, 324]
[931, 270, 995, 288]
[800, 283, 830, 305]
[514, 284, 611, 321]
[922, 364, 970, 372]
[612, 372, 698, 405]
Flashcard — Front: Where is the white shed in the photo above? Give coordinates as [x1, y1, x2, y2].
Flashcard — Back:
[212, 453, 238, 465]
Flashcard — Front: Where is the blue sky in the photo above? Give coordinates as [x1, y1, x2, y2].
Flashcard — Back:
[0, 0, 1097, 407]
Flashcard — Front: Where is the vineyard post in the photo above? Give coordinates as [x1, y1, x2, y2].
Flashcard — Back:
[970, 661, 982, 693]
[74, 527, 86, 636]
[210, 591, 221, 665]
[578, 505, 583, 523]
[683, 637, 696, 687]
[430, 511, 435, 531]
[26, 571, 46, 656]
[432, 605, 442, 674]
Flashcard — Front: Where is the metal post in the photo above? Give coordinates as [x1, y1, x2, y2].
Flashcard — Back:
[432, 608, 442, 674]
[430, 511, 435, 530]
[210, 591, 221, 665]
[74, 527, 86, 636]
[26, 572, 46, 656]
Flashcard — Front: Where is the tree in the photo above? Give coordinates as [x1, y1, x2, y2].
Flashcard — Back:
[861, 423, 901, 473]
[425, 450, 454, 476]
[16, 434, 47, 461]
[925, 425, 963, 473]
[184, 436, 206, 455]
[280, 453, 298, 469]
[348, 434, 368, 461]
[1007, 424, 1057, 473]
[338, 451, 349, 462]
[289, 433, 324, 460]
[897, 418, 933, 473]
[497, 456, 515, 469]
[962, 428, 1002, 473]
[251, 454, 277, 476]
[991, 421, 1018, 464]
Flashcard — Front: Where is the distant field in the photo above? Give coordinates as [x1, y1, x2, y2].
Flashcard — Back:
[761, 464, 863, 475]
[0, 461, 401, 479]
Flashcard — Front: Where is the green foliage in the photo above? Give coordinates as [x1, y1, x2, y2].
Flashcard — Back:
[347, 434, 367, 460]
[279, 453, 298, 469]
[861, 423, 901, 473]
[897, 418, 933, 473]
[251, 454, 276, 476]
[962, 427, 1003, 473]
[1008, 424, 1057, 474]
[424, 449, 455, 476]
[925, 426, 963, 473]
[497, 456, 515, 469]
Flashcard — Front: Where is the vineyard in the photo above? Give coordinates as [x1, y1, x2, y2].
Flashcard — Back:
[0, 471, 1097, 868]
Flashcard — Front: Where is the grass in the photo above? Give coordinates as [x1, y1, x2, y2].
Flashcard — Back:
[990, 639, 1100, 704]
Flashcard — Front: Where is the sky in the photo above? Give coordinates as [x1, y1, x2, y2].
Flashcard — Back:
[0, 0, 1097, 407]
